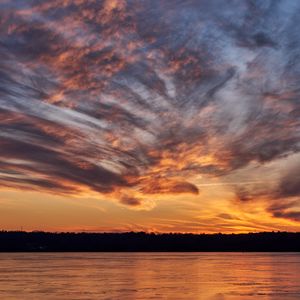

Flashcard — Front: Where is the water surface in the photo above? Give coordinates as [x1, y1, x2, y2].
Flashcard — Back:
[0, 253, 299, 299]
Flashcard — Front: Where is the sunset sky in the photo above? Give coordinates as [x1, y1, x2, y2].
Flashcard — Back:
[0, 0, 299, 233]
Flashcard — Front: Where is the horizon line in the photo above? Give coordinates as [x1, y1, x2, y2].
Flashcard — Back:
[2, 230, 300, 235]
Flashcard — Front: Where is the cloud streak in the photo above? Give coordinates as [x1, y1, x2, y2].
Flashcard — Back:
[0, 0, 299, 211]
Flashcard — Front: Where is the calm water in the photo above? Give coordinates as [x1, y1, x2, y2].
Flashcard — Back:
[0, 253, 299, 300]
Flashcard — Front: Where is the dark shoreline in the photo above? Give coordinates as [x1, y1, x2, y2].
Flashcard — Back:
[1, 231, 300, 252]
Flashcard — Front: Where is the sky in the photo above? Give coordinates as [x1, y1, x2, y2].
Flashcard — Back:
[0, 0, 299, 233]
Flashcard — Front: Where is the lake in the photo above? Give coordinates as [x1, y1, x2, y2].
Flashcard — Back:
[0, 253, 299, 299]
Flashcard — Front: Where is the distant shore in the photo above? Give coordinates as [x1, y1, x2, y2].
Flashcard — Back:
[0, 231, 299, 252]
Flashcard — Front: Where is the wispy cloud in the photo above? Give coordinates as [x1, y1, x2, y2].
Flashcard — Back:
[0, 0, 299, 213]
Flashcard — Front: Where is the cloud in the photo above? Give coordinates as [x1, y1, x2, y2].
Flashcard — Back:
[139, 179, 199, 195]
[276, 164, 300, 198]
[120, 195, 141, 207]
[0, 0, 299, 209]
[235, 187, 254, 202]
[265, 163, 300, 222]
[267, 199, 300, 222]
[272, 211, 300, 222]
[232, 156, 300, 222]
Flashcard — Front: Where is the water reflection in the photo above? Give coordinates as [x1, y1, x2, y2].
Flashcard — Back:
[0, 253, 299, 299]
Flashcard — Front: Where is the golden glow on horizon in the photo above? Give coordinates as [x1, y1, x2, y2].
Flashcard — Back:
[1, 163, 300, 234]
